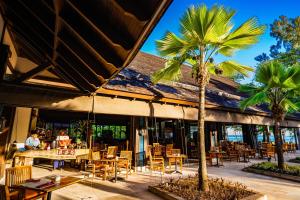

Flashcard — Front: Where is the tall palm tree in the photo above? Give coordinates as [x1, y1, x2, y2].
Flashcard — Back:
[151, 5, 265, 191]
[240, 61, 300, 170]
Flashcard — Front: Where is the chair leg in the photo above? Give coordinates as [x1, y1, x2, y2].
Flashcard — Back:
[42, 194, 47, 200]
[180, 159, 182, 173]
[126, 164, 128, 179]
[103, 170, 107, 181]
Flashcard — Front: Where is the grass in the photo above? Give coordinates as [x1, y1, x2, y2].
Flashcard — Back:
[250, 162, 300, 176]
[288, 157, 300, 163]
[157, 176, 254, 200]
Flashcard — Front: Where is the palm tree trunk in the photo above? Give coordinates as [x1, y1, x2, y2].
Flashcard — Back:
[274, 120, 284, 170]
[197, 46, 209, 191]
[198, 83, 209, 191]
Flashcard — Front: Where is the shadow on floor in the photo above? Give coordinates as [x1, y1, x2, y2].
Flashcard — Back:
[79, 180, 138, 198]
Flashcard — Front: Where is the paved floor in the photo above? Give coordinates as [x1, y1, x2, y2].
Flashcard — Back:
[1, 151, 300, 200]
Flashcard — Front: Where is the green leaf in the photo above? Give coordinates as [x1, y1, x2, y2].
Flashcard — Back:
[217, 60, 254, 77]
[240, 92, 268, 111]
[151, 56, 185, 83]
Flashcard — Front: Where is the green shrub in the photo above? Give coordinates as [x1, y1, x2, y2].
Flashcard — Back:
[251, 162, 300, 176]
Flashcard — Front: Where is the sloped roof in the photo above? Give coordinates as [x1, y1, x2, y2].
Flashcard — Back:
[104, 52, 259, 110]
[0, 0, 172, 93]
[104, 52, 300, 120]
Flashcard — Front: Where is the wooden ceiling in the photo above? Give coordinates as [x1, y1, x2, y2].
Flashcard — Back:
[0, 0, 172, 93]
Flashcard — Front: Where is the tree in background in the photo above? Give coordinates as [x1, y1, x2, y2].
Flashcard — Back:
[151, 4, 265, 191]
[240, 61, 300, 170]
[255, 16, 300, 65]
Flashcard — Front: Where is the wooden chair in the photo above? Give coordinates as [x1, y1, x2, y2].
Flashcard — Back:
[0, 185, 10, 200]
[153, 143, 163, 158]
[206, 152, 212, 166]
[146, 145, 164, 174]
[226, 149, 240, 162]
[262, 145, 276, 160]
[282, 143, 289, 152]
[288, 143, 296, 153]
[165, 144, 173, 157]
[5, 166, 47, 200]
[167, 149, 183, 172]
[85, 151, 110, 180]
[118, 151, 132, 179]
[106, 146, 118, 159]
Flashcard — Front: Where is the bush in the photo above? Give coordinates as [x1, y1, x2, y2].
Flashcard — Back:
[288, 157, 300, 163]
[157, 176, 254, 200]
[250, 162, 300, 176]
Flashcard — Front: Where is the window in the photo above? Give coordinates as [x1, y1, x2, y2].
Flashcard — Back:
[92, 125, 127, 140]
[225, 125, 243, 142]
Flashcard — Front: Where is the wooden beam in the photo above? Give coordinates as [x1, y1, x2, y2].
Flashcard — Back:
[40, 0, 118, 76]
[52, 0, 63, 61]
[97, 88, 200, 107]
[103, 0, 172, 85]
[17, 0, 111, 81]
[5, 4, 53, 52]
[65, 0, 128, 60]
[13, 62, 51, 83]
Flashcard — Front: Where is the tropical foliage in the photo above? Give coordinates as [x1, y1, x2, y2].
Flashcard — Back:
[240, 61, 300, 169]
[250, 162, 300, 176]
[151, 4, 265, 191]
[255, 15, 300, 64]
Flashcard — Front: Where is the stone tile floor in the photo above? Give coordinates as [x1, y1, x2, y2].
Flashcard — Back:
[1, 151, 300, 199]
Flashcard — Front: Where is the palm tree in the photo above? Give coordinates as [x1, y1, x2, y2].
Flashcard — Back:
[240, 61, 300, 170]
[151, 5, 265, 191]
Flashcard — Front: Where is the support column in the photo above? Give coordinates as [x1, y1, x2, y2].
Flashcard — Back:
[134, 117, 148, 171]
[29, 108, 39, 132]
[11, 107, 32, 143]
[242, 124, 256, 148]
[0, 105, 15, 179]
[296, 128, 300, 150]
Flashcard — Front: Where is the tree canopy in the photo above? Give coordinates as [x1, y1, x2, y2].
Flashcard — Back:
[152, 5, 265, 84]
[240, 61, 300, 120]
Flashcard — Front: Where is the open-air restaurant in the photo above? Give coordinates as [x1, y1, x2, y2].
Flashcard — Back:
[0, 0, 300, 200]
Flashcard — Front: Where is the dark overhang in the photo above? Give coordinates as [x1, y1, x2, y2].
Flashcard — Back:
[0, 0, 172, 93]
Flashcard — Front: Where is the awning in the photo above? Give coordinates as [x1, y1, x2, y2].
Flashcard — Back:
[0, 0, 172, 93]
[1, 83, 300, 127]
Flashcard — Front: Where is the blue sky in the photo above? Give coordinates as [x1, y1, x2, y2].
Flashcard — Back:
[141, 0, 300, 82]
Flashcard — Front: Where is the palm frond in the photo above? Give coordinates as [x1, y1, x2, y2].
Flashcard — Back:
[240, 91, 268, 111]
[220, 17, 266, 55]
[281, 98, 300, 113]
[151, 56, 185, 84]
[156, 32, 187, 57]
[217, 60, 253, 77]
[239, 84, 264, 95]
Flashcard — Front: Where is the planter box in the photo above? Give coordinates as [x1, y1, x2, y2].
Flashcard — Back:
[148, 186, 266, 200]
[288, 159, 300, 164]
[243, 167, 300, 183]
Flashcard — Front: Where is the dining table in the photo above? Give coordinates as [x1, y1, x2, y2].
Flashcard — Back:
[101, 157, 127, 183]
[166, 154, 183, 174]
[239, 149, 252, 162]
[208, 151, 225, 167]
[19, 175, 83, 200]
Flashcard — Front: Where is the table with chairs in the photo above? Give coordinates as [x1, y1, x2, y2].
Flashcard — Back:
[145, 143, 187, 174]
[1, 165, 47, 200]
[83, 145, 133, 182]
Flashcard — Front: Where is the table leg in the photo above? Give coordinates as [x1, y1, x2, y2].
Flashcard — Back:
[115, 162, 117, 183]
[47, 192, 52, 200]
